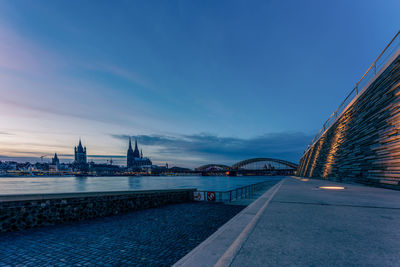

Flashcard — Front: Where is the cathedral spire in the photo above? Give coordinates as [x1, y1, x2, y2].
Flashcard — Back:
[77, 138, 84, 151]
[133, 139, 140, 158]
[128, 137, 132, 150]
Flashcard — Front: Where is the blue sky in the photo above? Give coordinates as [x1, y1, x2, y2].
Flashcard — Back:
[0, 0, 399, 167]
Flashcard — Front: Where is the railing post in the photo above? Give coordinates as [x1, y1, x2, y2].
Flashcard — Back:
[230, 191, 232, 202]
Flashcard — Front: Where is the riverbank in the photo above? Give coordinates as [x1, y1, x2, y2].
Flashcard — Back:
[0, 189, 194, 233]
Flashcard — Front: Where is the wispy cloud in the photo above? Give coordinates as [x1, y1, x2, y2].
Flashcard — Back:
[111, 132, 311, 167]
[90, 63, 157, 92]
[0, 155, 45, 163]
[0, 23, 66, 75]
[0, 131, 13, 135]
[0, 96, 135, 127]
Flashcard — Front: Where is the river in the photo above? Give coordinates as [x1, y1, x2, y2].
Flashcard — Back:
[0, 175, 282, 195]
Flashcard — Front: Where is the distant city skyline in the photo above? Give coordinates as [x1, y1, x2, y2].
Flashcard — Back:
[0, 0, 399, 167]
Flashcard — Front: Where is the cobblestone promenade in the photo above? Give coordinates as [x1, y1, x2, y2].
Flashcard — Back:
[0, 202, 244, 266]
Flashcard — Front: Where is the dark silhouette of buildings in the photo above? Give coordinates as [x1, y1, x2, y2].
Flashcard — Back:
[52, 153, 60, 165]
[89, 162, 121, 176]
[126, 138, 152, 170]
[74, 139, 87, 164]
[74, 139, 88, 172]
[127, 137, 139, 166]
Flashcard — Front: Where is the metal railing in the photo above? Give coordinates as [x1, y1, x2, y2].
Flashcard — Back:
[304, 30, 400, 154]
[193, 180, 274, 203]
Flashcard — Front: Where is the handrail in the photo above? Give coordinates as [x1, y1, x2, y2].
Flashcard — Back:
[304, 30, 400, 154]
[195, 180, 273, 202]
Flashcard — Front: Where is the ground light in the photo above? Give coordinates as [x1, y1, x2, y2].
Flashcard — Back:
[319, 186, 345, 190]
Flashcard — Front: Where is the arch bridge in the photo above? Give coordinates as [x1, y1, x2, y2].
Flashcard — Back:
[195, 164, 231, 172]
[231, 158, 298, 170]
[196, 158, 298, 176]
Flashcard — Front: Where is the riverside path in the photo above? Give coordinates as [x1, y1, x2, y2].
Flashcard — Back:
[175, 177, 400, 266]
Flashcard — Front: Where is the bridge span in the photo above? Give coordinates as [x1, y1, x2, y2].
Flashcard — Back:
[196, 157, 298, 176]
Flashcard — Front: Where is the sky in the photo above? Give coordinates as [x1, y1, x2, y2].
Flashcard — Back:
[0, 0, 399, 167]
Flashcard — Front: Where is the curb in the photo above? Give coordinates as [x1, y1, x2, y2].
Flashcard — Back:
[173, 178, 285, 267]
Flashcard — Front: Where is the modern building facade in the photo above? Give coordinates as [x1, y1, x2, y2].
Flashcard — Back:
[297, 32, 400, 189]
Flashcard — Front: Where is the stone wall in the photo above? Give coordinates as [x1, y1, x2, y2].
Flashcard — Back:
[298, 52, 400, 190]
[0, 189, 195, 233]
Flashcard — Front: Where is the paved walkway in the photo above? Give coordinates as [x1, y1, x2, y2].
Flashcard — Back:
[176, 177, 400, 266]
[0, 202, 244, 266]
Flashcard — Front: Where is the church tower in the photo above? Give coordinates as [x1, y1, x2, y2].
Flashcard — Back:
[74, 139, 87, 164]
[52, 153, 60, 165]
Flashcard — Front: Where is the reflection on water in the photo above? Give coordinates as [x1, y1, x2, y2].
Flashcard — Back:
[128, 176, 142, 189]
[0, 176, 282, 195]
[75, 176, 88, 192]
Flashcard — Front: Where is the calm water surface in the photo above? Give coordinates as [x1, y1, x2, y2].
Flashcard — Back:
[0, 176, 282, 195]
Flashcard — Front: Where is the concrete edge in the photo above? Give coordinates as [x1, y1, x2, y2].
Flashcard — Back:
[173, 178, 285, 267]
[215, 180, 284, 267]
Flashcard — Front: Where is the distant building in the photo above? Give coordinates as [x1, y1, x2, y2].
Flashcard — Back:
[74, 139, 87, 164]
[89, 162, 122, 176]
[25, 163, 35, 172]
[50, 153, 60, 171]
[74, 139, 88, 171]
[52, 153, 60, 165]
[127, 137, 139, 166]
[126, 138, 152, 170]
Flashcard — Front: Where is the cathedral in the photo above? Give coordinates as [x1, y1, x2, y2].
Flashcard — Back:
[127, 138, 152, 169]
